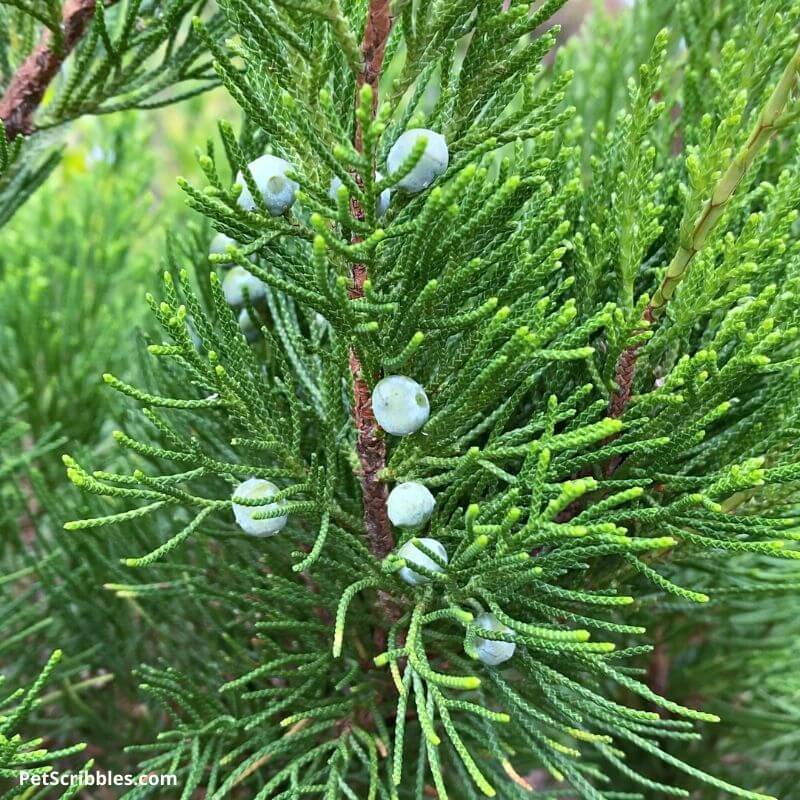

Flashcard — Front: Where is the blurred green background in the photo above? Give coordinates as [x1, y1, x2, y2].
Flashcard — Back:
[0, 89, 238, 783]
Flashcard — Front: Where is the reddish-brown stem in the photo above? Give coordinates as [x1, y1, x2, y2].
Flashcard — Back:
[556, 304, 656, 521]
[348, 0, 395, 563]
[0, 0, 111, 139]
[607, 305, 655, 422]
[355, 0, 393, 144]
[348, 345, 394, 561]
[599, 305, 656, 478]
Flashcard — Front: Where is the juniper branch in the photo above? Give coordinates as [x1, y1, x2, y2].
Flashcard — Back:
[42, 3, 800, 797]
[650, 39, 800, 316]
[348, 0, 395, 562]
[0, 0, 117, 139]
[608, 39, 800, 422]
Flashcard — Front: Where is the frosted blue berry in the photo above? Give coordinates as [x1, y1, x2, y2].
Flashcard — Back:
[328, 176, 343, 201]
[232, 478, 287, 537]
[236, 154, 298, 216]
[329, 172, 391, 216]
[238, 308, 261, 342]
[397, 537, 448, 585]
[222, 266, 266, 307]
[474, 612, 516, 666]
[387, 129, 449, 193]
[210, 233, 256, 266]
[387, 482, 435, 528]
[372, 375, 429, 436]
[209, 232, 237, 266]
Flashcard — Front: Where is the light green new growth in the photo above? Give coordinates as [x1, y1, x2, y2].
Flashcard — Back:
[651, 38, 800, 314]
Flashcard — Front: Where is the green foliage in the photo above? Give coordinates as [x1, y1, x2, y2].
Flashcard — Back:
[0, 401, 61, 540]
[0, 111, 223, 773]
[0, 123, 60, 228]
[628, 556, 800, 800]
[0, 113, 157, 448]
[0, 650, 90, 799]
[0, 0, 226, 126]
[5, 0, 798, 798]
[0, 0, 229, 225]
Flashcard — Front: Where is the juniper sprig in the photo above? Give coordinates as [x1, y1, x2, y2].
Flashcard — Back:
[0, 650, 91, 799]
[60, 0, 800, 798]
[0, 0, 230, 224]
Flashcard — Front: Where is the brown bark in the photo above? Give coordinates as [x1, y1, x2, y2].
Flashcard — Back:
[596, 305, 656, 478]
[0, 0, 110, 139]
[348, 347, 394, 559]
[354, 0, 393, 144]
[607, 305, 655, 420]
[348, 0, 395, 562]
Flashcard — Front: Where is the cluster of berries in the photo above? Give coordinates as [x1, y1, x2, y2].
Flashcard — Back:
[222, 130, 513, 664]
[211, 129, 450, 340]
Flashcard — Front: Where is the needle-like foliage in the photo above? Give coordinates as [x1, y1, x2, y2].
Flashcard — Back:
[0, 113, 161, 449]
[56, 0, 800, 797]
[0, 0, 229, 224]
[0, 650, 90, 799]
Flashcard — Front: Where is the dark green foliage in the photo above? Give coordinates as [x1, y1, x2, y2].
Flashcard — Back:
[0, 650, 90, 799]
[0, 0, 797, 798]
[0, 402, 62, 548]
[0, 113, 228, 775]
[0, 124, 60, 228]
